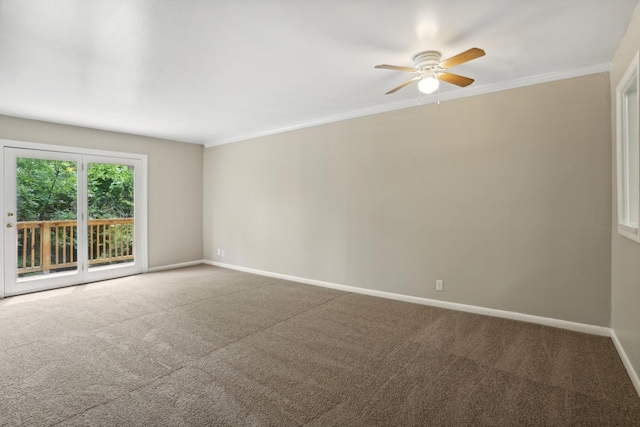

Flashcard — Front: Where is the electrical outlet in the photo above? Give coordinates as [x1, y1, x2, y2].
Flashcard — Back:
[221, 249, 225, 257]
[217, 248, 221, 256]
[436, 280, 444, 291]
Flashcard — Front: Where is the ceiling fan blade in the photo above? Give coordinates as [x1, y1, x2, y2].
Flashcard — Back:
[439, 48, 485, 69]
[375, 64, 418, 72]
[386, 77, 420, 94]
[438, 72, 475, 87]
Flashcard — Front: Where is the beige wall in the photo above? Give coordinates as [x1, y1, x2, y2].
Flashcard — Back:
[0, 115, 204, 268]
[204, 73, 612, 326]
[610, 5, 640, 386]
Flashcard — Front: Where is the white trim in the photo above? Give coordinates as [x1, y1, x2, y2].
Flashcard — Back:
[615, 51, 640, 243]
[140, 155, 149, 273]
[205, 63, 611, 147]
[205, 260, 610, 337]
[0, 139, 147, 160]
[0, 144, 5, 299]
[618, 224, 640, 242]
[611, 330, 640, 398]
[147, 260, 205, 273]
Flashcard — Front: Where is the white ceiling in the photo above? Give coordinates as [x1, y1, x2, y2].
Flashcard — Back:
[0, 0, 638, 147]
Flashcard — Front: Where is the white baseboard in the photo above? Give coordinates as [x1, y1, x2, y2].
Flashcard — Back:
[611, 330, 640, 398]
[205, 260, 610, 337]
[148, 260, 205, 273]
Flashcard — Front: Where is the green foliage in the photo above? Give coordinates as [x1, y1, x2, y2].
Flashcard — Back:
[17, 159, 77, 221]
[87, 163, 134, 219]
[16, 159, 134, 222]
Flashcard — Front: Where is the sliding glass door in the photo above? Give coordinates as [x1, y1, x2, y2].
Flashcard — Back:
[84, 155, 142, 282]
[4, 148, 145, 296]
[87, 160, 136, 270]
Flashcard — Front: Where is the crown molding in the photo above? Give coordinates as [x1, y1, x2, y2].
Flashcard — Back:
[204, 62, 611, 148]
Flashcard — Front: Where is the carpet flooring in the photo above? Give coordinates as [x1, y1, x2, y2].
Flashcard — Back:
[0, 264, 638, 426]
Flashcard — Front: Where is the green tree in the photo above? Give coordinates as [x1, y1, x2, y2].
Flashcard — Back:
[16, 159, 134, 221]
[87, 163, 134, 219]
[16, 159, 77, 221]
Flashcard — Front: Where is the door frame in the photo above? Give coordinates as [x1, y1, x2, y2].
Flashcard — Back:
[0, 139, 148, 298]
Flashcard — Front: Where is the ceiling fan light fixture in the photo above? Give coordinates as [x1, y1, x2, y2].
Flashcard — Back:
[418, 76, 439, 94]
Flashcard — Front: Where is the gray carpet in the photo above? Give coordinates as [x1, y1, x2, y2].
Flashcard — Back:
[0, 265, 638, 426]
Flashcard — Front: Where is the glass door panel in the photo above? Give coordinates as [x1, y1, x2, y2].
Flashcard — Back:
[17, 158, 79, 277]
[87, 162, 135, 269]
[4, 148, 82, 295]
[82, 155, 142, 284]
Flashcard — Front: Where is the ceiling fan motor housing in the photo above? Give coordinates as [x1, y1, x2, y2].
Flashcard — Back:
[413, 51, 441, 73]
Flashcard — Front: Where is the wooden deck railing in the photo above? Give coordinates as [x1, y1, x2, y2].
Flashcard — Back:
[17, 218, 134, 275]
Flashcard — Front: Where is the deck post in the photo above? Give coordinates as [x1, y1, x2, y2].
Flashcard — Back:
[42, 222, 51, 274]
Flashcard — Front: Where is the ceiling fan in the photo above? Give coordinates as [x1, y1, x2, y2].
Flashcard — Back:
[375, 47, 485, 95]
